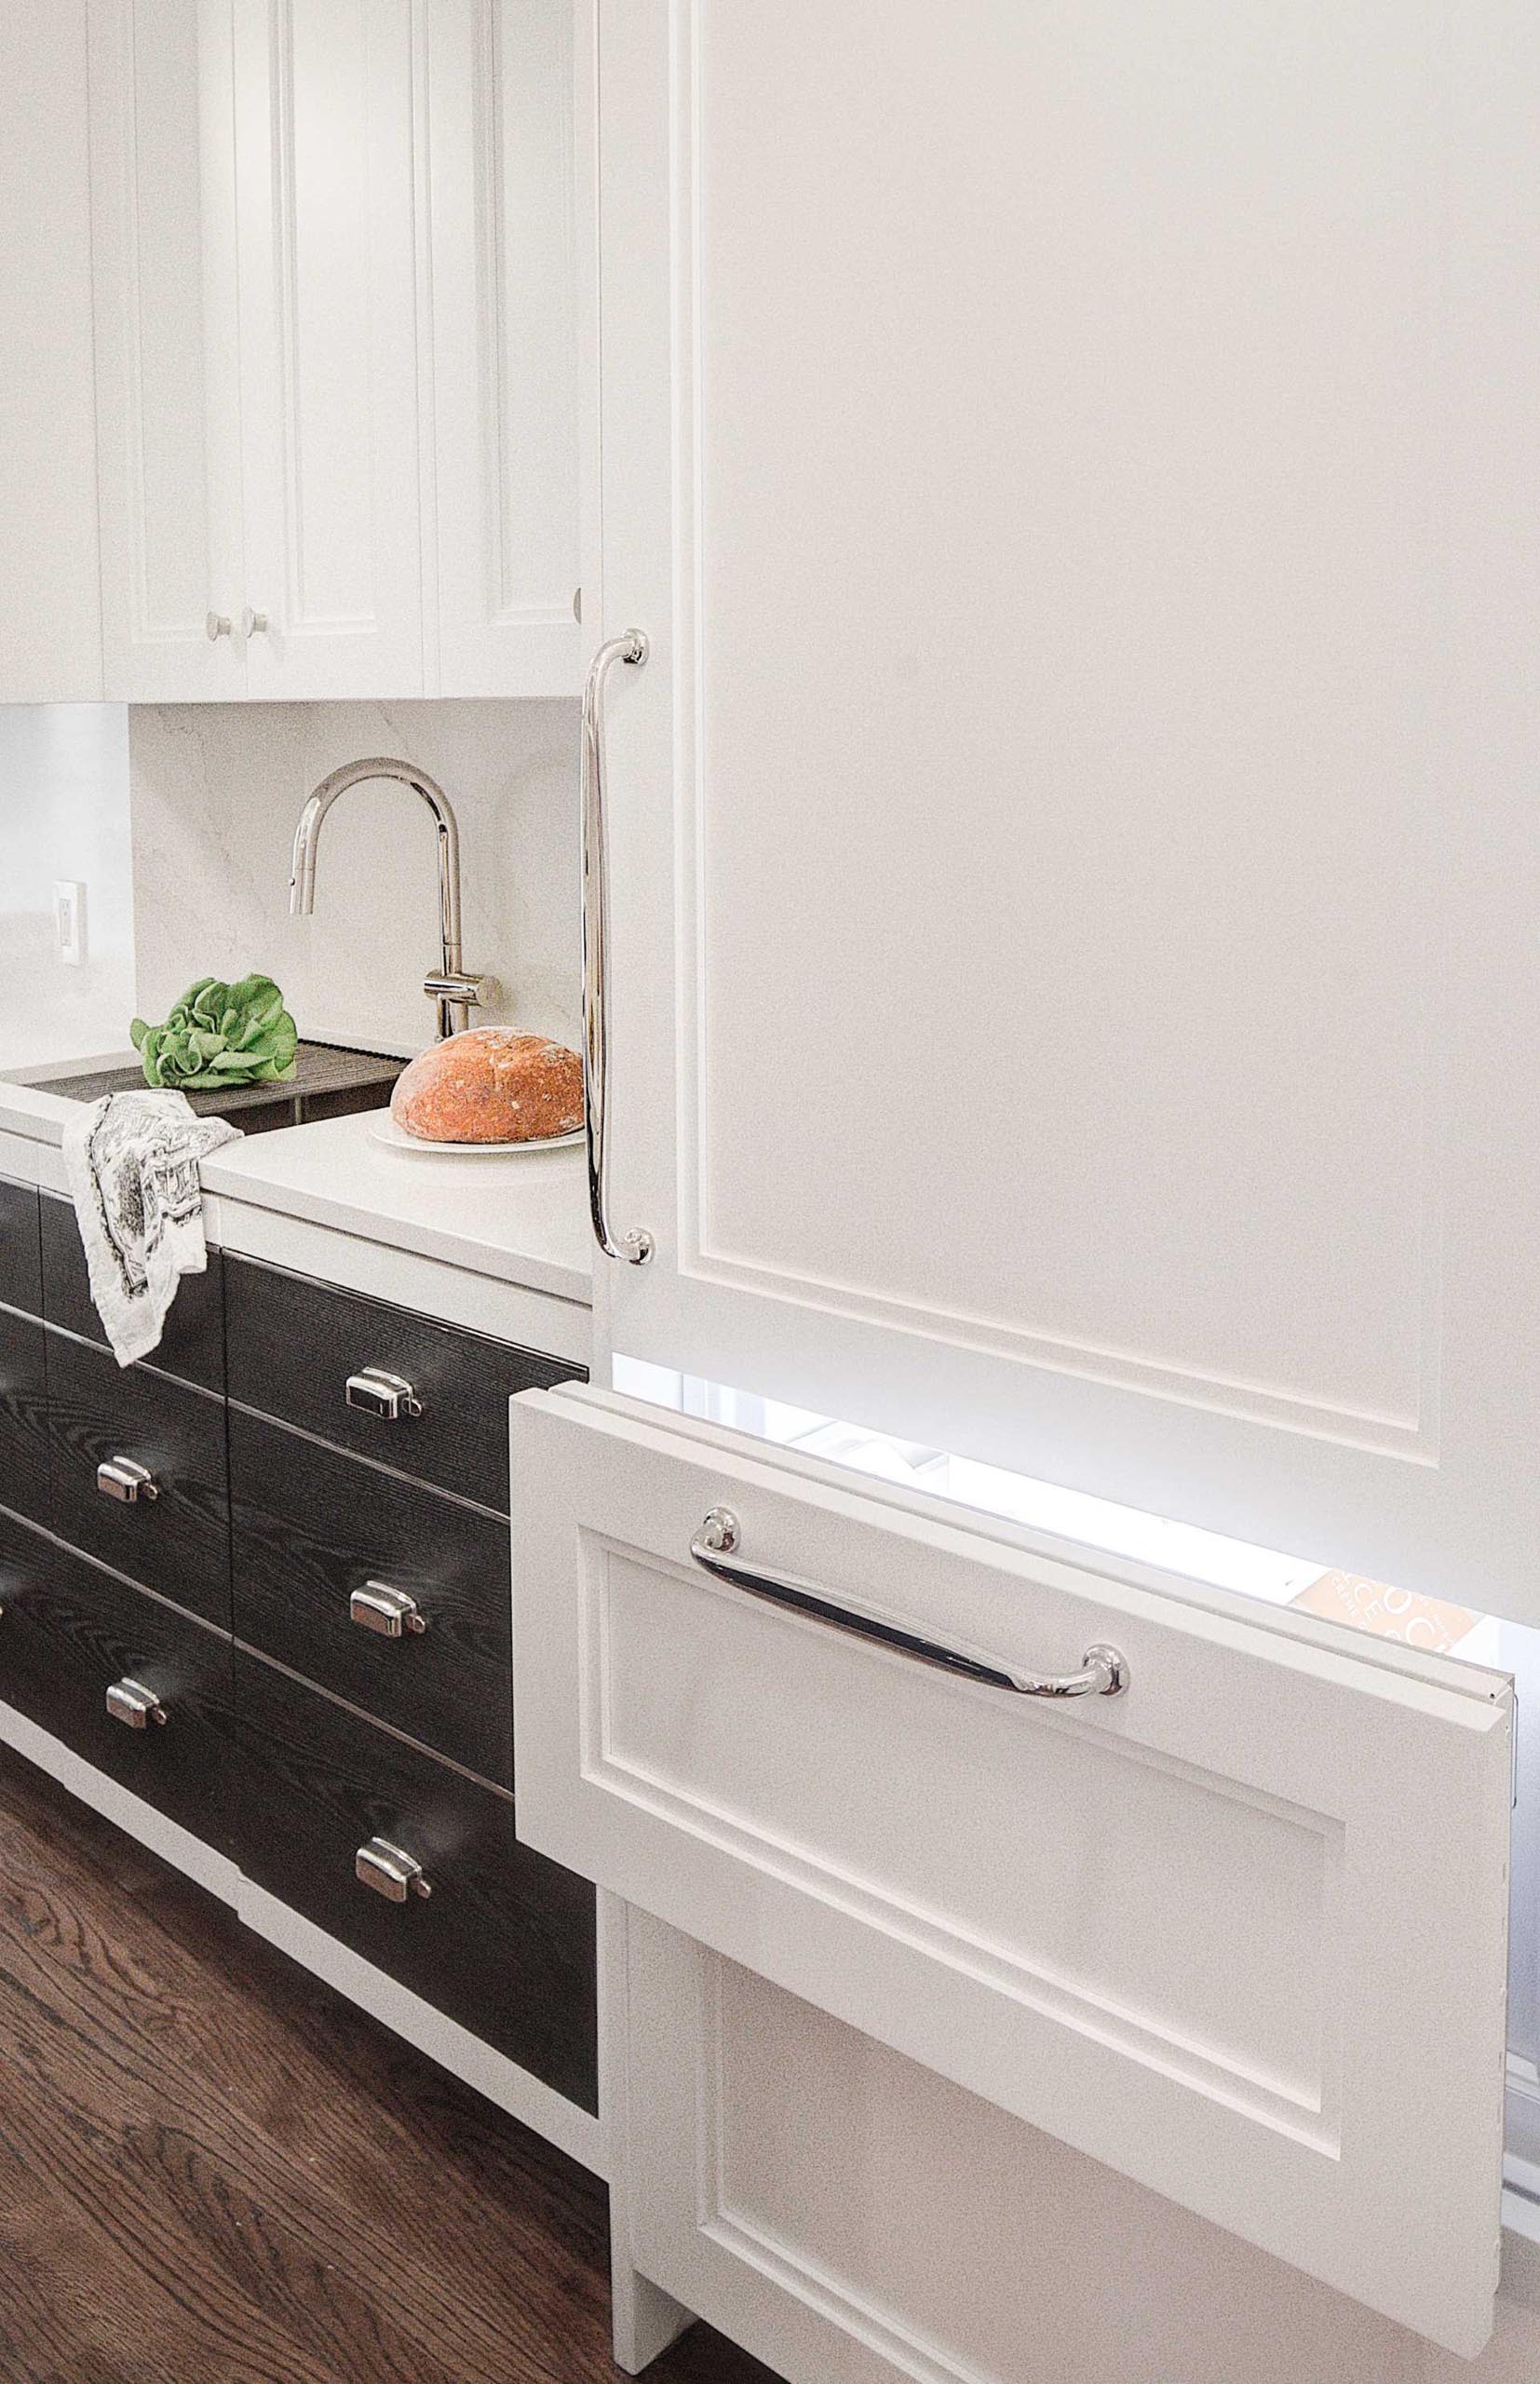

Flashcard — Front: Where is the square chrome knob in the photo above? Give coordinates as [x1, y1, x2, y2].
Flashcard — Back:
[106, 1678, 166, 1729]
[349, 1582, 426, 1638]
[97, 1456, 159, 1504]
[356, 1837, 431, 1902]
[344, 1367, 423, 1421]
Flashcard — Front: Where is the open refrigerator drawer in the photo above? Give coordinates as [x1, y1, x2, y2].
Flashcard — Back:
[510, 1384, 1513, 2356]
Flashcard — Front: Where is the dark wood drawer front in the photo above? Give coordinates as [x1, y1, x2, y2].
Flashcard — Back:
[230, 1411, 513, 1787]
[0, 1306, 50, 1527]
[0, 1176, 42, 1318]
[231, 1654, 597, 2108]
[47, 1334, 230, 1627]
[0, 1507, 234, 1849]
[224, 1257, 578, 1510]
[41, 1192, 226, 1392]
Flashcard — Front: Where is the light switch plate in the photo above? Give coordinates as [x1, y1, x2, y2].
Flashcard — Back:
[53, 880, 85, 966]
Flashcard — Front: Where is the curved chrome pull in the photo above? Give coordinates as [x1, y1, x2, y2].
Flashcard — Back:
[581, 630, 654, 1265]
[690, 1508, 1129, 1700]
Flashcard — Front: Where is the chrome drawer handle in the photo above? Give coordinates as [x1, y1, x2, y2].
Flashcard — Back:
[580, 630, 654, 1266]
[345, 1367, 424, 1421]
[349, 1581, 427, 1638]
[356, 1837, 432, 1903]
[97, 1456, 159, 1505]
[690, 1509, 1129, 1700]
[106, 1677, 167, 1729]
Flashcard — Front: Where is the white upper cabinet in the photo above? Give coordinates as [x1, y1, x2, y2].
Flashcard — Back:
[85, 0, 578, 702]
[588, 0, 1540, 1627]
[231, 0, 424, 698]
[0, 0, 103, 703]
[89, 0, 246, 700]
[426, 0, 581, 697]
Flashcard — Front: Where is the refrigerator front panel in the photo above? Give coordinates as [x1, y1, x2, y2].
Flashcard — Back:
[589, 0, 1540, 1623]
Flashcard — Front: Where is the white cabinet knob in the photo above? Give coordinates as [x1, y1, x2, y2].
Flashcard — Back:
[206, 611, 233, 641]
[242, 606, 269, 638]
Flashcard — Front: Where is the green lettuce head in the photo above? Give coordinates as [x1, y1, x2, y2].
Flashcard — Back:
[130, 975, 299, 1090]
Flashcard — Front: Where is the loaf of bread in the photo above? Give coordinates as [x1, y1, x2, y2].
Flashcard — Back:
[390, 1029, 584, 1144]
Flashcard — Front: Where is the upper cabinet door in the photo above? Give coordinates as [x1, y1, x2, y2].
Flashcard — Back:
[0, 0, 102, 703]
[89, 0, 245, 701]
[426, 0, 581, 698]
[591, 2, 1540, 1624]
[231, 0, 424, 698]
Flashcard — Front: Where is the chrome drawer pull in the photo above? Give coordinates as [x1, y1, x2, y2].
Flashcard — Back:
[690, 1509, 1129, 1700]
[345, 1367, 424, 1421]
[356, 1837, 432, 1903]
[97, 1456, 159, 1505]
[580, 630, 654, 1266]
[106, 1678, 167, 1729]
[349, 1581, 427, 1638]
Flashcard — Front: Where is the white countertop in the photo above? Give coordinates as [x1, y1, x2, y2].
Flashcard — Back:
[0, 1075, 594, 1348]
[201, 1111, 592, 1306]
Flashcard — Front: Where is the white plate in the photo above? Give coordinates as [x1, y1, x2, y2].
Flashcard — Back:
[367, 1111, 584, 1158]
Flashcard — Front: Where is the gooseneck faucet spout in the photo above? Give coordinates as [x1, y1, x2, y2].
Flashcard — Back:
[288, 758, 485, 1040]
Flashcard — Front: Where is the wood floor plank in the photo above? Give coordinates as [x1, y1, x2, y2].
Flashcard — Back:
[0, 1741, 776, 2384]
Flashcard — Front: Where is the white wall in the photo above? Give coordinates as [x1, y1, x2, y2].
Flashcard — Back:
[0, 0, 101, 702]
[127, 699, 581, 1056]
[0, 706, 134, 1067]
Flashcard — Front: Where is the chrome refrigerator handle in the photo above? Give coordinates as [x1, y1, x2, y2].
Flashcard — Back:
[690, 1509, 1129, 1700]
[581, 630, 654, 1264]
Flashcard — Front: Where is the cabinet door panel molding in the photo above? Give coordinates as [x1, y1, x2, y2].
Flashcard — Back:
[82, 0, 578, 702]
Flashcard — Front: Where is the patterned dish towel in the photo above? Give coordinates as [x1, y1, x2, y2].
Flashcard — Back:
[61, 1090, 241, 1367]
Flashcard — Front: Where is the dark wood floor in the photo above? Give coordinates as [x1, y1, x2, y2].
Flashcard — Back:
[0, 1741, 777, 2384]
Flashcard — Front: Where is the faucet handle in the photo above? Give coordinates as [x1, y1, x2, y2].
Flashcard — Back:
[423, 968, 495, 1041]
[424, 969, 493, 1009]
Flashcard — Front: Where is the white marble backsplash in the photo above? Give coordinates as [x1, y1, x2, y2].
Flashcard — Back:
[128, 698, 582, 1059]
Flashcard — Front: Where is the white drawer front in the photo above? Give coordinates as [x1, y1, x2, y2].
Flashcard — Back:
[624, 1916, 1540, 2384]
[510, 1386, 1512, 2354]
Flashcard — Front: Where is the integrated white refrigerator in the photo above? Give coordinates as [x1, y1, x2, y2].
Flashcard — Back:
[511, 7, 1540, 2376]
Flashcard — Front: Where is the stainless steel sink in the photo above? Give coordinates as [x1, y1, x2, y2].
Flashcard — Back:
[39, 1041, 406, 1137]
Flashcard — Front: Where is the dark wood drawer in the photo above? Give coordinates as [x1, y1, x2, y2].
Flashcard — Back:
[0, 1175, 42, 1317]
[47, 1334, 230, 1627]
[0, 1506, 235, 1849]
[230, 1410, 513, 1787]
[224, 1256, 578, 1511]
[0, 1305, 50, 1527]
[230, 1653, 597, 2109]
[40, 1191, 225, 1393]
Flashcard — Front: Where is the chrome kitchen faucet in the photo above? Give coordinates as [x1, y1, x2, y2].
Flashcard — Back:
[288, 757, 487, 1039]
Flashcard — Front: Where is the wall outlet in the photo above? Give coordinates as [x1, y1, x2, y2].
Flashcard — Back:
[53, 880, 85, 967]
